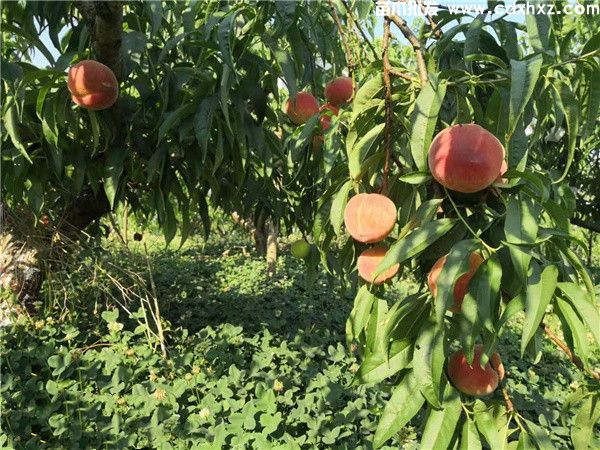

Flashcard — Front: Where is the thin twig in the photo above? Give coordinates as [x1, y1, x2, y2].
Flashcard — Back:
[144, 243, 167, 359]
[502, 387, 514, 413]
[417, 0, 442, 39]
[341, 0, 378, 60]
[380, 18, 393, 195]
[541, 323, 600, 381]
[388, 67, 414, 81]
[376, 0, 428, 84]
[328, 0, 356, 77]
[391, 154, 403, 170]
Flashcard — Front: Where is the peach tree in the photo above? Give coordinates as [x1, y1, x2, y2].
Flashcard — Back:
[309, 2, 600, 449]
[2, 0, 600, 448]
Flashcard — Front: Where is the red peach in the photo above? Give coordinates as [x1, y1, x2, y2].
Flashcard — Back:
[447, 345, 504, 397]
[319, 103, 340, 131]
[284, 91, 319, 125]
[325, 76, 353, 106]
[343, 193, 397, 243]
[67, 60, 119, 110]
[357, 246, 399, 284]
[428, 124, 505, 193]
[428, 252, 484, 313]
[495, 159, 508, 184]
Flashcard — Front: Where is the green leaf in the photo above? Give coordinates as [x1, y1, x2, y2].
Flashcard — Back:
[420, 383, 462, 450]
[432, 239, 478, 322]
[347, 123, 385, 180]
[525, 10, 551, 53]
[351, 74, 384, 121]
[583, 68, 600, 140]
[557, 282, 600, 346]
[4, 102, 32, 163]
[365, 299, 389, 355]
[555, 296, 590, 367]
[399, 199, 443, 235]
[218, 9, 243, 70]
[385, 295, 431, 344]
[158, 104, 195, 145]
[473, 401, 509, 450]
[517, 431, 534, 450]
[460, 418, 483, 450]
[398, 171, 432, 185]
[413, 320, 445, 408]
[571, 394, 600, 450]
[274, 0, 296, 30]
[504, 194, 540, 282]
[104, 147, 128, 209]
[507, 55, 543, 140]
[522, 418, 555, 450]
[275, 50, 296, 98]
[88, 110, 100, 155]
[581, 32, 600, 57]
[373, 371, 425, 449]
[460, 256, 502, 362]
[554, 241, 596, 303]
[158, 33, 188, 64]
[4, 23, 56, 65]
[553, 82, 580, 183]
[347, 285, 376, 341]
[521, 263, 558, 356]
[464, 14, 486, 63]
[410, 79, 447, 170]
[330, 180, 353, 237]
[194, 96, 217, 162]
[373, 219, 457, 277]
[497, 292, 525, 331]
[355, 340, 412, 385]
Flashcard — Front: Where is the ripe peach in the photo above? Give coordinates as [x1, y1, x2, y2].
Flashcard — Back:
[343, 193, 397, 243]
[67, 60, 119, 110]
[495, 159, 508, 184]
[284, 91, 319, 125]
[319, 103, 340, 131]
[357, 246, 399, 284]
[325, 76, 353, 106]
[447, 345, 504, 397]
[428, 252, 484, 313]
[428, 124, 505, 193]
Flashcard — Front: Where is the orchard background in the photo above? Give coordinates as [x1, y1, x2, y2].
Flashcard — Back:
[1, 1, 599, 449]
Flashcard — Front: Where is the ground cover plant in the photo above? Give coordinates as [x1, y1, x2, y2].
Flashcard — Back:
[0, 226, 598, 449]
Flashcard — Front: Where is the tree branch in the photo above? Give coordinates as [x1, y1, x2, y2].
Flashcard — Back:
[417, 0, 442, 39]
[571, 217, 600, 233]
[380, 18, 393, 195]
[388, 67, 414, 81]
[74, 1, 123, 77]
[376, 0, 428, 84]
[341, 0, 378, 60]
[328, 0, 356, 77]
[541, 323, 600, 381]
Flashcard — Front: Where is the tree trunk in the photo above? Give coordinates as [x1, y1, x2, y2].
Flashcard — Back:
[266, 219, 278, 277]
[0, 212, 44, 322]
[253, 211, 268, 256]
[231, 211, 278, 273]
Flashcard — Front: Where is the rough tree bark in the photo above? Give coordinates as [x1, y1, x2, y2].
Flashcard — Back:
[231, 211, 279, 275]
[265, 219, 278, 277]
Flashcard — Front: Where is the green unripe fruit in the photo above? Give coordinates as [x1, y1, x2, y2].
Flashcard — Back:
[291, 240, 311, 259]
